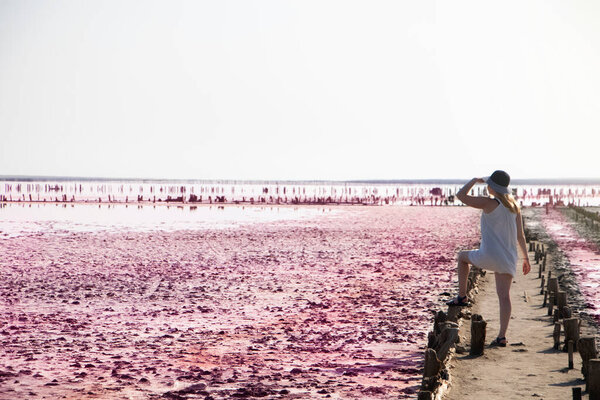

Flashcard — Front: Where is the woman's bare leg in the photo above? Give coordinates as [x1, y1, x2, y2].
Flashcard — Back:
[457, 251, 471, 298]
[495, 272, 513, 338]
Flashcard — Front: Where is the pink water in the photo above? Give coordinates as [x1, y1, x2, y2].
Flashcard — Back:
[541, 208, 600, 323]
[0, 202, 333, 238]
[0, 205, 480, 399]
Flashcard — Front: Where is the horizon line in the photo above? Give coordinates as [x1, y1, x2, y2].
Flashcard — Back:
[2, 174, 600, 185]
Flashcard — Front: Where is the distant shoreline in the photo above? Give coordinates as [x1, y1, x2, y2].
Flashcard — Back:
[2, 175, 600, 185]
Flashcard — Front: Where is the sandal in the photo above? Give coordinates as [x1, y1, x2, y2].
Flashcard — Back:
[445, 295, 468, 307]
[491, 337, 507, 347]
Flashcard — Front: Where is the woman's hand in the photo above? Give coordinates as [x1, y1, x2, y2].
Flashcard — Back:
[523, 259, 531, 275]
[474, 177, 485, 184]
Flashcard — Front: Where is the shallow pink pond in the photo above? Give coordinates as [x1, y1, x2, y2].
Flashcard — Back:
[0, 205, 480, 399]
[541, 208, 600, 322]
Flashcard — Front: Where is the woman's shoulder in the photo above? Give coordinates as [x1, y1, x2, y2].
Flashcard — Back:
[482, 197, 500, 214]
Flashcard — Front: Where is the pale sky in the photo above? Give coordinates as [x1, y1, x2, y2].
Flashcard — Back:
[1, 1, 600, 181]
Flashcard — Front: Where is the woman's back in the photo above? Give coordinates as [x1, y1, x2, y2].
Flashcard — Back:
[479, 200, 518, 275]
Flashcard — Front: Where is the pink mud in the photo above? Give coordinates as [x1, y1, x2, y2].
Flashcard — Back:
[0, 206, 480, 399]
[541, 208, 600, 323]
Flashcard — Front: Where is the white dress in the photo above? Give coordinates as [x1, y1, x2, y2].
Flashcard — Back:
[467, 199, 518, 277]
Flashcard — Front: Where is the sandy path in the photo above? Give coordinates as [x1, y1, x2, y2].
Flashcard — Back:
[445, 245, 590, 399]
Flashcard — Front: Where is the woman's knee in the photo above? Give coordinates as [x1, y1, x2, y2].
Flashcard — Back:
[496, 286, 511, 302]
[497, 292, 511, 304]
[457, 251, 470, 264]
[495, 273, 512, 299]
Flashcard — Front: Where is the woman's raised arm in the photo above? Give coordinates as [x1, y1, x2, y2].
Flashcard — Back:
[456, 178, 495, 210]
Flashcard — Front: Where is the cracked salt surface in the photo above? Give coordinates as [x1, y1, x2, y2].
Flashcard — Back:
[0, 205, 481, 399]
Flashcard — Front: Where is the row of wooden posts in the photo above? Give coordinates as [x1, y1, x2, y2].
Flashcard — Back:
[417, 268, 486, 399]
[531, 240, 600, 400]
[570, 205, 600, 232]
[417, 238, 600, 400]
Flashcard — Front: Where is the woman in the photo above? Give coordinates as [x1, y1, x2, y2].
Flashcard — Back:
[446, 170, 531, 347]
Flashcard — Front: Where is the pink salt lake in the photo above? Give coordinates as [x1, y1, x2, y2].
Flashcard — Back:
[0, 204, 481, 399]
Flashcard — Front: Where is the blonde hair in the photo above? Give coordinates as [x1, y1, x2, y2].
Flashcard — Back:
[495, 193, 519, 214]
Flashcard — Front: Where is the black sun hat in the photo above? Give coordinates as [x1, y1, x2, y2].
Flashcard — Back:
[485, 170, 510, 195]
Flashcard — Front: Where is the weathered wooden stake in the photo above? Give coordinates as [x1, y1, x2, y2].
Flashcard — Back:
[563, 318, 580, 351]
[577, 336, 598, 382]
[548, 294, 554, 316]
[433, 310, 447, 335]
[418, 391, 433, 400]
[436, 325, 459, 362]
[553, 309, 560, 323]
[540, 275, 546, 294]
[470, 314, 487, 356]
[563, 306, 572, 319]
[572, 387, 582, 400]
[423, 348, 441, 378]
[557, 291, 567, 318]
[568, 340, 574, 369]
[547, 277, 555, 294]
[538, 262, 542, 278]
[589, 359, 600, 400]
[553, 322, 561, 350]
[543, 290, 548, 307]
[446, 306, 462, 323]
[542, 255, 547, 272]
[548, 277, 559, 298]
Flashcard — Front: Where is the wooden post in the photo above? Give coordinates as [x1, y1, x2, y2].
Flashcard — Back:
[423, 348, 441, 378]
[548, 277, 559, 298]
[547, 277, 554, 294]
[427, 330, 436, 349]
[557, 291, 567, 318]
[553, 323, 561, 350]
[553, 309, 560, 323]
[563, 318, 580, 351]
[548, 294, 554, 316]
[543, 290, 548, 307]
[563, 306, 572, 319]
[538, 262, 542, 278]
[434, 311, 447, 334]
[589, 359, 600, 400]
[568, 340, 574, 369]
[418, 391, 433, 400]
[542, 255, 547, 272]
[540, 275, 546, 294]
[572, 387, 582, 400]
[470, 314, 487, 356]
[436, 326, 459, 362]
[446, 306, 462, 323]
[577, 336, 598, 381]
[420, 377, 437, 393]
